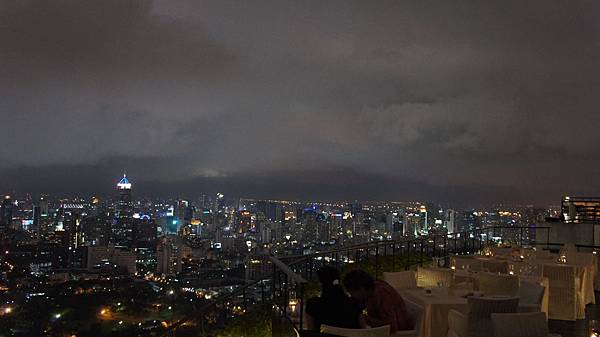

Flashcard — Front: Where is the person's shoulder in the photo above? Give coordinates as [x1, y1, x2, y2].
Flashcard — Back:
[306, 296, 323, 307]
[375, 279, 392, 291]
[341, 295, 363, 310]
[375, 280, 404, 302]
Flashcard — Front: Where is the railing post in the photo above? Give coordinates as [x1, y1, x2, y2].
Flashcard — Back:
[433, 235, 437, 257]
[375, 245, 379, 279]
[546, 227, 550, 249]
[392, 243, 396, 270]
[299, 282, 305, 332]
[242, 287, 247, 312]
[272, 264, 276, 300]
[261, 279, 265, 303]
[406, 241, 411, 271]
[443, 234, 447, 257]
[283, 274, 288, 317]
[454, 233, 457, 254]
[420, 238, 424, 266]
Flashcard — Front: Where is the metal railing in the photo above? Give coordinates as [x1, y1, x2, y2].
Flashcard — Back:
[271, 225, 552, 332]
[161, 225, 554, 336]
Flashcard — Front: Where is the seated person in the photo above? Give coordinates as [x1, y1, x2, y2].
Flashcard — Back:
[342, 269, 412, 333]
[305, 266, 364, 331]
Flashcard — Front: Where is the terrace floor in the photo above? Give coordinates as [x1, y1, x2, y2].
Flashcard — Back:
[549, 292, 600, 337]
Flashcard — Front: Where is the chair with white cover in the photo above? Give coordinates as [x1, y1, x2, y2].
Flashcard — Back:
[394, 300, 423, 337]
[535, 249, 556, 261]
[482, 260, 509, 274]
[476, 273, 519, 297]
[416, 267, 453, 288]
[490, 247, 513, 257]
[383, 271, 417, 291]
[451, 256, 482, 271]
[517, 280, 545, 313]
[491, 312, 549, 337]
[562, 243, 577, 255]
[570, 252, 597, 304]
[542, 264, 582, 321]
[321, 324, 390, 337]
[447, 296, 519, 337]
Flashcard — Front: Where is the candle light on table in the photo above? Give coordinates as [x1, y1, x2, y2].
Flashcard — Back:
[288, 299, 298, 314]
[589, 319, 599, 337]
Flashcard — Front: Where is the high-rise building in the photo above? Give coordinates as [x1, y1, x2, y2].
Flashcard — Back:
[444, 209, 457, 233]
[133, 215, 157, 247]
[114, 174, 133, 245]
[86, 245, 136, 274]
[561, 196, 600, 223]
[39, 194, 49, 217]
[0, 195, 13, 229]
[156, 236, 191, 275]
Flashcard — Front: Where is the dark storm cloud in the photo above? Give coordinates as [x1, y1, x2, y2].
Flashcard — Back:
[1, 0, 600, 205]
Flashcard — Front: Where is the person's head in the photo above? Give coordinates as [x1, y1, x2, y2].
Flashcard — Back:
[342, 269, 375, 303]
[316, 265, 343, 298]
[317, 265, 341, 287]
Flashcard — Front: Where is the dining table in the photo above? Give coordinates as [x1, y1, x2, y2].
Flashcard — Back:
[399, 287, 468, 337]
[470, 252, 597, 319]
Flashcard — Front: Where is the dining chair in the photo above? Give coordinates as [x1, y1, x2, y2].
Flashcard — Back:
[482, 260, 509, 274]
[447, 296, 519, 337]
[490, 247, 513, 257]
[394, 300, 424, 337]
[451, 256, 483, 271]
[383, 271, 417, 291]
[476, 273, 519, 297]
[542, 264, 581, 321]
[517, 280, 545, 313]
[416, 267, 453, 288]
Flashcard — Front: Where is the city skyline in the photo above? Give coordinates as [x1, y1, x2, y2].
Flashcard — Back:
[2, 1, 600, 206]
[0, 171, 569, 208]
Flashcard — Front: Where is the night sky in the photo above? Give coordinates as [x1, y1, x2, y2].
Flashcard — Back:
[1, 1, 600, 205]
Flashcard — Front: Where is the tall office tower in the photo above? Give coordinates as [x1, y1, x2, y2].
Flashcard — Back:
[257, 201, 282, 222]
[82, 211, 111, 246]
[39, 194, 49, 217]
[115, 174, 134, 245]
[214, 192, 225, 213]
[0, 195, 13, 229]
[32, 205, 41, 234]
[444, 209, 457, 233]
[561, 196, 600, 223]
[133, 215, 157, 247]
[419, 205, 428, 235]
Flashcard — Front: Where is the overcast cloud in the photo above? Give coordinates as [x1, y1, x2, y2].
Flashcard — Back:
[1, 0, 599, 205]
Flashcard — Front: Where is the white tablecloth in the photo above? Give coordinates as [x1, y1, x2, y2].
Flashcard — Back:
[400, 287, 467, 337]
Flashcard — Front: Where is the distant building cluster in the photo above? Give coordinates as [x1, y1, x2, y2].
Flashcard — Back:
[0, 173, 595, 336]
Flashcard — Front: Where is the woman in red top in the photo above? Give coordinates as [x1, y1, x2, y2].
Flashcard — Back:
[342, 269, 412, 333]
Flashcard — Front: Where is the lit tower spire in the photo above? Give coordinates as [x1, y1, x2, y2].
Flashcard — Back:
[115, 172, 134, 245]
[117, 173, 132, 190]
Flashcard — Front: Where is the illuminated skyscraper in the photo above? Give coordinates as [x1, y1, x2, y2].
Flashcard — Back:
[0, 195, 13, 229]
[115, 174, 134, 245]
[562, 196, 600, 223]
